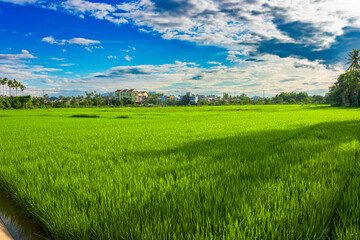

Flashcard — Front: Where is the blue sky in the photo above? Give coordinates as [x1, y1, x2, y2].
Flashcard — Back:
[0, 0, 359, 97]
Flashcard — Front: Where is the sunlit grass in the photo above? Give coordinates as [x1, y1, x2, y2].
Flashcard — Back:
[0, 105, 360, 239]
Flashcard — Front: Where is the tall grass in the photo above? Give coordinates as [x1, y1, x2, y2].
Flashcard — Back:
[0, 105, 360, 239]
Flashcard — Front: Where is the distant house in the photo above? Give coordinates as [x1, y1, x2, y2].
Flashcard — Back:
[180, 92, 198, 104]
[198, 95, 207, 101]
[65, 98, 72, 106]
[207, 96, 215, 102]
[159, 95, 169, 102]
[189, 95, 198, 104]
[48, 97, 59, 102]
[252, 96, 260, 101]
[115, 89, 139, 103]
[138, 91, 148, 104]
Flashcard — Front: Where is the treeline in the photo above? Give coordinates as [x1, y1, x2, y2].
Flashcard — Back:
[0, 91, 327, 110]
[326, 48, 360, 107]
[265, 92, 324, 105]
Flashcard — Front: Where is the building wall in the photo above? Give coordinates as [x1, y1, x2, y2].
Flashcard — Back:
[115, 90, 143, 103]
[189, 95, 198, 104]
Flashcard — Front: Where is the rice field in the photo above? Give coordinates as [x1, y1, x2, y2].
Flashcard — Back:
[1, 105, 360, 239]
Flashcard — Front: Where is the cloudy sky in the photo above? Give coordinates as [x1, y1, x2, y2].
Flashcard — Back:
[0, 0, 359, 97]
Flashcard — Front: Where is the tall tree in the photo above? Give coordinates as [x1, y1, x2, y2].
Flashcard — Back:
[20, 84, 26, 96]
[7, 79, 13, 97]
[1, 77, 8, 96]
[338, 73, 347, 106]
[0, 77, 3, 96]
[346, 48, 360, 106]
[13, 79, 19, 96]
[180, 95, 190, 105]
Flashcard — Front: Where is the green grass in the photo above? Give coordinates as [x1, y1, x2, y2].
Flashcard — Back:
[1, 105, 360, 239]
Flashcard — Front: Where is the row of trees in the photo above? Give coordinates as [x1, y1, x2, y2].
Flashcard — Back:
[326, 49, 360, 106]
[0, 77, 26, 97]
[0, 91, 326, 109]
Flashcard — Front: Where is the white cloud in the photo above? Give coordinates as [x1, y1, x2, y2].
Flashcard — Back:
[124, 55, 132, 61]
[207, 61, 221, 65]
[107, 55, 117, 59]
[120, 46, 136, 53]
[84, 45, 103, 52]
[23, 32, 33, 37]
[62, 0, 115, 13]
[61, 0, 127, 24]
[138, 28, 150, 33]
[2, 0, 358, 96]
[0, 0, 38, 5]
[0, 50, 61, 83]
[42, 78, 54, 84]
[59, 63, 76, 67]
[0, 49, 36, 60]
[0, 60, 62, 84]
[67, 37, 100, 45]
[77, 57, 341, 96]
[42, 36, 64, 45]
[5, 0, 360, 53]
[8, 0, 360, 57]
[16, 55, 341, 97]
[42, 36, 100, 46]
[226, 51, 243, 63]
[51, 57, 65, 61]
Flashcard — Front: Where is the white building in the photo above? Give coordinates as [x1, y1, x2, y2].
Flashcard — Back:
[180, 92, 198, 104]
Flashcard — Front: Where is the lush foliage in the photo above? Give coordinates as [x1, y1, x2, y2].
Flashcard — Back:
[0, 91, 325, 110]
[1, 105, 360, 239]
[0, 96, 33, 109]
[326, 48, 360, 107]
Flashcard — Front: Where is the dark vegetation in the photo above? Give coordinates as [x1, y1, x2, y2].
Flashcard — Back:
[117, 115, 130, 118]
[326, 48, 360, 106]
[71, 114, 100, 118]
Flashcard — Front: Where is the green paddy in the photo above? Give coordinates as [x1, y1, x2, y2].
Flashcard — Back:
[1, 105, 360, 239]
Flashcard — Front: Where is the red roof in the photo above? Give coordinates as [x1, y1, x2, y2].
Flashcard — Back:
[116, 89, 138, 93]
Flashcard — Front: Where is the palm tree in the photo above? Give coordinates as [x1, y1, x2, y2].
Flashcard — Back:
[338, 73, 347, 106]
[13, 79, 19, 96]
[7, 79, 13, 97]
[1, 77, 8, 96]
[346, 49, 360, 106]
[0, 77, 3, 96]
[20, 84, 26, 96]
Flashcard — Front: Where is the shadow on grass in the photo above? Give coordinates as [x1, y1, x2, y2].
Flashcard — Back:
[117, 115, 130, 119]
[70, 114, 100, 118]
[1, 120, 360, 240]
[116, 120, 360, 239]
[207, 108, 263, 112]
